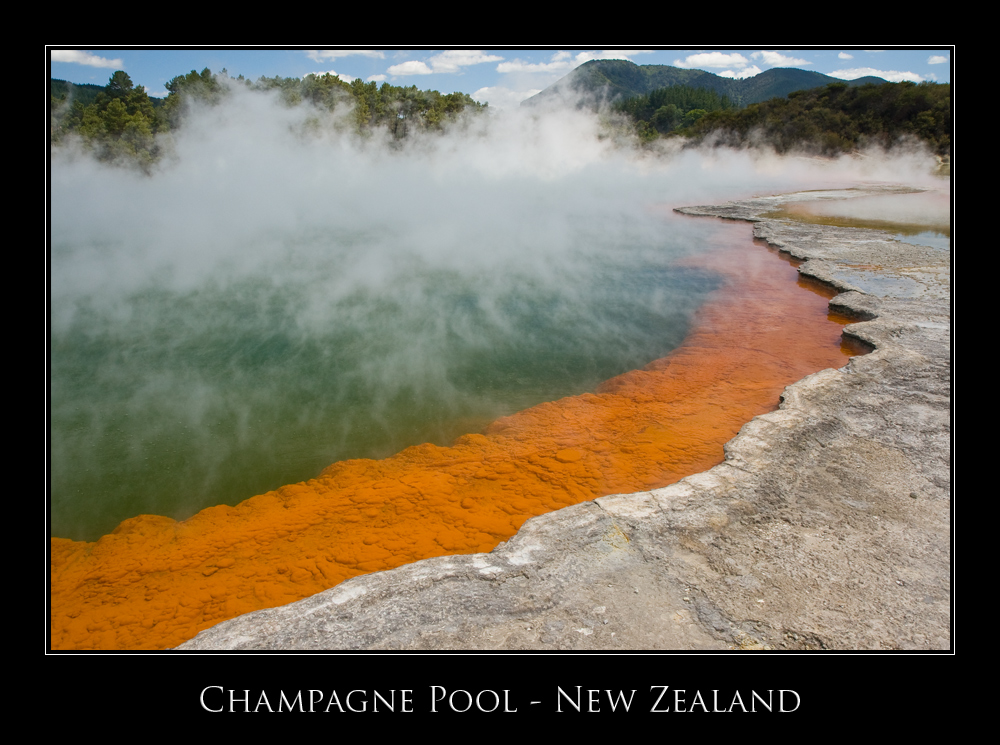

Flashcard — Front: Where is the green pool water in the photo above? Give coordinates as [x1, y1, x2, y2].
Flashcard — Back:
[50, 222, 722, 542]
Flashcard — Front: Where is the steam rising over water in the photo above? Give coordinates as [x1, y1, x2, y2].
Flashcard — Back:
[49, 88, 945, 541]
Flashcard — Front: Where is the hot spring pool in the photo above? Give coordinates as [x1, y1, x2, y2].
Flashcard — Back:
[50, 211, 724, 542]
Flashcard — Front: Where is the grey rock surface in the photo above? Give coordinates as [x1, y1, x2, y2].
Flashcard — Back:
[179, 185, 951, 651]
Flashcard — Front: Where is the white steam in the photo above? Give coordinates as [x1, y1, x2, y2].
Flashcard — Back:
[50, 84, 946, 540]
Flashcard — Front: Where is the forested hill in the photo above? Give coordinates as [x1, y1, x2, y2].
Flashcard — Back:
[682, 80, 951, 155]
[524, 59, 886, 108]
[50, 68, 487, 170]
[50, 78, 120, 109]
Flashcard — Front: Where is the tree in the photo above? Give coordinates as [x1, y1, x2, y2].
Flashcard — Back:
[107, 70, 135, 98]
[162, 68, 225, 126]
[55, 70, 161, 169]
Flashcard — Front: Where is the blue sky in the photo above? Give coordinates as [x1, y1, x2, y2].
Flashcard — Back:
[49, 48, 952, 111]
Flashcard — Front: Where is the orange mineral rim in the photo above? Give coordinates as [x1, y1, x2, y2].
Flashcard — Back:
[49, 215, 863, 651]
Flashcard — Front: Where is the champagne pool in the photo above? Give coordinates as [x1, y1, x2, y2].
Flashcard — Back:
[51, 211, 724, 542]
[50, 116, 933, 648]
[50, 209, 862, 650]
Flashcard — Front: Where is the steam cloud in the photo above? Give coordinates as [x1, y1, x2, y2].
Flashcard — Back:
[50, 83, 946, 541]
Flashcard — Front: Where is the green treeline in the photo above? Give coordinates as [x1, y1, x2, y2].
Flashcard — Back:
[51, 69, 952, 168]
[252, 72, 485, 136]
[49, 78, 107, 110]
[613, 85, 734, 141]
[50, 68, 488, 169]
[676, 80, 951, 155]
[51, 70, 164, 169]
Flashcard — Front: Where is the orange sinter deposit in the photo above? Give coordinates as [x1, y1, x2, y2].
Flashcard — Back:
[50, 217, 861, 650]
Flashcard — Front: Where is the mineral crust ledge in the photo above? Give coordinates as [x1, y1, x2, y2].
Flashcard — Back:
[178, 185, 951, 651]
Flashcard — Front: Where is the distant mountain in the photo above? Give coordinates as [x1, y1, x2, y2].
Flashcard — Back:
[523, 59, 887, 108]
[50, 79, 106, 108]
[50, 78, 165, 108]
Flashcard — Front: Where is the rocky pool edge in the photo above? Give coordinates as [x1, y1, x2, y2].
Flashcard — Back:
[178, 184, 951, 651]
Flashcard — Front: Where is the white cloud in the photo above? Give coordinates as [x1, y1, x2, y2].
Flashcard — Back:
[388, 50, 505, 77]
[928, 55, 948, 64]
[839, 52, 853, 60]
[576, 50, 655, 63]
[51, 50, 123, 69]
[306, 50, 385, 62]
[680, 50, 808, 74]
[471, 86, 540, 111]
[718, 65, 762, 79]
[497, 57, 574, 74]
[387, 60, 434, 76]
[674, 52, 749, 69]
[367, 74, 387, 83]
[497, 50, 652, 74]
[751, 51, 810, 67]
[425, 50, 504, 73]
[830, 67, 924, 83]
